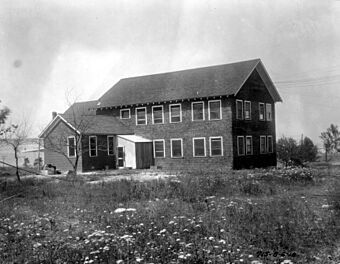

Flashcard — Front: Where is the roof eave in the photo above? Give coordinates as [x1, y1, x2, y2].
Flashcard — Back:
[39, 114, 81, 138]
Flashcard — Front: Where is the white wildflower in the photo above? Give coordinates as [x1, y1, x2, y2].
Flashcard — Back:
[114, 208, 126, 213]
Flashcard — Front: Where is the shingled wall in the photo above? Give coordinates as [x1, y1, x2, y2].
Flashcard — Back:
[97, 97, 233, 170]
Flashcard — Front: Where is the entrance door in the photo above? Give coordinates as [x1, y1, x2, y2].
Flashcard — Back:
[135, 142, 154, 169]
[117, 147, 125, 167]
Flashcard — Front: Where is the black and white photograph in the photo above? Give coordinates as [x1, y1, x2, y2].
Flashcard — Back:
[0, 0, 339, 263]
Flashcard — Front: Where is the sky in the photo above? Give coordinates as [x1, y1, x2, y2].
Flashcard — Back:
[1, 0, 340, 147]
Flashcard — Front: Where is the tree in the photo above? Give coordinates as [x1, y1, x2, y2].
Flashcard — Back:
[0, 120, 30, 181]
[0, 100, 10, 125]
[320, 124, 340, 161]
[277, 136, 299, 166]
[298, 136, 318, 163]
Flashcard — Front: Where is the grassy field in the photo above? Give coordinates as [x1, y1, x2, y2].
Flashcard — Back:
[0, 166, 339, 264]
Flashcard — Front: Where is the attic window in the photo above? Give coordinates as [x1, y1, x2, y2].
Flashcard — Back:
[136, 107, 147, 125]
[120, 109, 130, 119]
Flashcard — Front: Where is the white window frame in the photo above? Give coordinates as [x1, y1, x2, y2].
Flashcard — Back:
[135, 107, 147, 125]
[259, 102, 265, 121]
[170, 138, 183, 158]
[191, 101, 205, 121]
[237, 136, 245, 156]
[266, 103, 272, 121]
[209, 136, 223, 157]
[245, 136, 253, 155]
[169, 103, 182, 123]
[260, 135, 267, 154]
[267, 135, 273, 153]
[89, 136, 98, 157]
[152, 105, 164, 124]
[107, 135, 114, 156]
[153, 139, 165, 158]
[192, 137, 206, 157]
[67, 136, 76, 158]
[236, 99, 243, 120]
[244, 101, 251, 120]
[120, 108, 131, 119]
[208, 100, 222, 120]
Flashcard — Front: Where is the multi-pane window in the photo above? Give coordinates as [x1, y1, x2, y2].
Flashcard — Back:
[169, 104, 182, 123]
[152, 106, 164, 124]
[107, 136, 114, 156]
[208, 100, 222, 120]
[120, 109, 130, 119]
[136, 107, 147, 125]
[193, 137, 206, 157]
[244, 101, 251, 120]
[89, 136, 97, 157]
[246, 136, 253, 155]
[192, 102, 204, 121]
[260, 136, 266, 154]
[237, 136, 245, 156]
[266, 104, 272, 121]
[259, 103, 265, 121]
[267, 136, 273, 153]
[153, 139, 165, 158]
[171, 138, 183, 158]
[236, 100, 243, 120]
[210, 137, 223, 156]
[67, 136, 76, 158]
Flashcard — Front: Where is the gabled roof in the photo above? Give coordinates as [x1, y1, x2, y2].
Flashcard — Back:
[39, 101, 132, 138]
[97, 59, 282, 108]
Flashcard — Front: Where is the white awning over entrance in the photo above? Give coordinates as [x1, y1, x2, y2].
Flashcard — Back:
[117, 135, 152, 143]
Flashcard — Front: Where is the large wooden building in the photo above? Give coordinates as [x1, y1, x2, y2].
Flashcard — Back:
[39, 59, 282, 172]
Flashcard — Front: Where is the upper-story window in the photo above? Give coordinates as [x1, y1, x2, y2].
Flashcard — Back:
[136, 107, 147, 125]
[244, 101, 251, 120]
[259, 103, 265, 121]
[67, 136, 76, 158]
[192, 102, 205, 121]
[120, 109, 130, 119]
[208, 100, 222, 120]
[193, 137, 206, 157]
[169, 104, 182, 123]
[152, 106, 164, 124]
[236, 100, 243, 120]
[266, 103, 272, 121]
[89, 136, 97, 157]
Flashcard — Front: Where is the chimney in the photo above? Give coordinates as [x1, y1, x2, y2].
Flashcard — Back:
[52, 111, 57, 120]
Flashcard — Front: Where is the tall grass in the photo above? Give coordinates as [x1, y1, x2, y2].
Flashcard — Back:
[0, 167, 338, 263]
